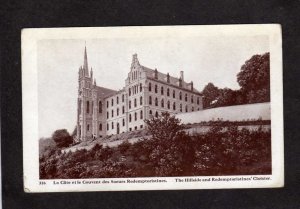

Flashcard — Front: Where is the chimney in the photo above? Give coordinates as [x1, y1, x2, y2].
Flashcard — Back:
[180, 71, 184, 81]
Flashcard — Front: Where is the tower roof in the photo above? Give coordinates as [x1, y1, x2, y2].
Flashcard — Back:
[83, 45, 89, 76]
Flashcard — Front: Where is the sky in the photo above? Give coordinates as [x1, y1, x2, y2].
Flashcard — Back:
[38, 35, 269, 138]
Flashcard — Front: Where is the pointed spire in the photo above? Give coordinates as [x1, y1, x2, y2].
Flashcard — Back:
[83, 43, 89, 77]
[90, 67, 93, 79]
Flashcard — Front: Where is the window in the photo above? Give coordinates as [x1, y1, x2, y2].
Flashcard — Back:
[122, 94, 125, 102]
[140, 96, 143, 105]
[117, 96, 119, 104]
[122, 106, 125, 114]
[179, 92, 182, 100]
[111, 110, 114, 117]
[191, 95, 194, 103]
[98, 101, 102, 113]
[91, 102, 93, 114]
[99, 123, 102, 131]
[185, 93, 187, 102]
[173, 102, 176, 110]
[87, 124, 89, 131]
[134, 98, 137, 107]
[86, 101, 90, 113]
[161, 99, 164, 108]
[129, 128, 132, 131]
[149, 96, 152, 105]
[129, 100, 131, 109]
[140, 83, 142, 92]
[167, 88, 170, 96]
[122, 118, 125, 126]
[173, 90, 175, 98]
[155, 85, 158, 93]
[155, 97, 158, 106]
[134, 112, 137, 121]
[117, 108, 119, 116]
[107, 111, 109, 119]
[140, 110, 143, 119]
[167, 101, 170, 109]
[111, 98, 114, 106]
[149, 110, 152, 115]
[155, 111, 158, 117]
[112, 122, 114, 129]
[149, 82, 152, 91]
[129, 88, 131, 96]
[107, 101, 109, 108]
[107, 123, 109, 130]
[197, 97, 200, 105]
[161, 86, 164, 95]
[192, 107, 194, 112]
[129, 114, 132, 122]
[135, 126, 137, 130]
[140, 125, 143, 129]
[180, 104, 182, 112]
[185, 105, 188, 112]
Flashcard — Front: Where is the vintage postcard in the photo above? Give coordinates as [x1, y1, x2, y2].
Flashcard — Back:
[22, 25, 283, 192]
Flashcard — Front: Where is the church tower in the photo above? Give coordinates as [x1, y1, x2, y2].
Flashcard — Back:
[76, 45, 93, 142]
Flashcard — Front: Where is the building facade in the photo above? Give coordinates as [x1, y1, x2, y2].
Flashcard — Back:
[76, 47, 203, 142]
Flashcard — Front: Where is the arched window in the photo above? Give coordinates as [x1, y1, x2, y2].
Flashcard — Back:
[179, 92, 182, 100]
[111, 98, 114, 106]
[117, 96, 119, 104]
[140, 96, 143, 105]
[107, 123, 109, 130]
[122, 106, 125, 114]
[149, 110, 152, 115]
[111, 109, 114, 117]
[107, 111, 109, 119]
[161, 99, 164, 108]
[161, 86, 164, 95]
[129, 88, 131, 96]
[117, 108, 119, 116]
[185, 93, 187, 102]
[87, 124, 89, 131]
[99, 123, 102, 131]
[86, 101, 90, 113]
[112, 122, 114, 129]
[167, 101, 170, 109]
[173, 90, 175, 98]
[134, 98, 137, 107]
[197, 97, 200, 105]
[173, 102, 176, 110]
[140, 83, 143, 92]
[185, 105, 188, 112]
[167, 88, 170, 96]
[134, 112, 137, 121]
[129, 100, 131, 109]
[107, 101, 109, 108]
[149, 82, 152, 91]
[155, 85, 158, 93]
[122, 94, 125, 102]
[155, 97, 158, 106]
[122, 119, 125, 126]
[155, 111, 158, 117]
[129, 114, 132, 122]
[149, 96, 152, 105]
[191, 95, 194, 103]
[192, 107, 194, 112]
[98, 101, 102, 113]
[180, 104, 182, 112]
[140, 110, 143, 119]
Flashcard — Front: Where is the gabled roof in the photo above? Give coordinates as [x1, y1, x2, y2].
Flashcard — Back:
[141, 65, 200, 94]
[94, 86, 118, 98]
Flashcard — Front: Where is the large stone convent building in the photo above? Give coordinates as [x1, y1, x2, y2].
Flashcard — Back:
[76, 47, 203, 141]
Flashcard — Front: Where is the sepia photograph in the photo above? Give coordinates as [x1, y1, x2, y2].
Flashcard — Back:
[22, 25, 283, 192]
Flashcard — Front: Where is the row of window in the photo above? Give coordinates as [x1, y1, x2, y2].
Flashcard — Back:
[107, 106, 125, 119]
[107, 94, 125, 108]
[129, 83, 143, 96]
[107, 119, 125, 131]
[85, 101, 103, 114]
[129, 110, 143, 122]
[148, 82, 200, 104]
[149, 97, 198, 112]
[129, 96, 143, 109]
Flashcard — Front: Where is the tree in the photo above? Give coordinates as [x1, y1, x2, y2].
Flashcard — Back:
[201, 83, 220, 108]
[144, 112, 184, 141]
[52, 129, 73, 148]
[237, 52, 270, 103]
